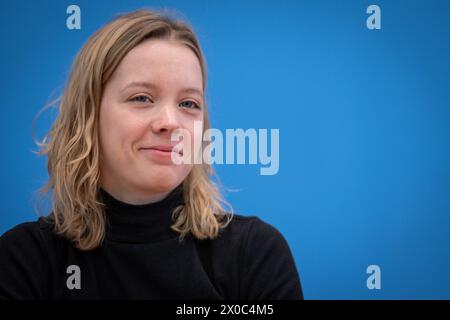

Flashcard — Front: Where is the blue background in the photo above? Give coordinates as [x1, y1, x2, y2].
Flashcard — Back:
[1, 0, 449, 299]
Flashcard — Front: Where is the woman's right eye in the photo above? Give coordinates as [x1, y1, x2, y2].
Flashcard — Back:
[130, 95, 152, 103]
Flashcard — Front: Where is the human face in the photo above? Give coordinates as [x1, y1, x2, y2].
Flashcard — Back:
[99, 39, 204, 204]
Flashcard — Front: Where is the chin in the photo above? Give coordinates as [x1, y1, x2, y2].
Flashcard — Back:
[141, 169, 185, 192]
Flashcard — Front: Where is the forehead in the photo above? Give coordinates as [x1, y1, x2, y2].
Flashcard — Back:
[111, 39, 203, 91]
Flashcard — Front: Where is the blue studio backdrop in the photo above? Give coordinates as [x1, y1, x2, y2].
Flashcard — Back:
[1, 0, 449, 299]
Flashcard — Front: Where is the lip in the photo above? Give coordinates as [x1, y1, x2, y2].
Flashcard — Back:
[139, 145, 183, 155]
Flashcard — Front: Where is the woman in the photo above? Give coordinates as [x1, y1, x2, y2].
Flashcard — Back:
[0, 9, 302, 300]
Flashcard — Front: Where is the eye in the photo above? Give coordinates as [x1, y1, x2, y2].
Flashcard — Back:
[130, 95, 153, 104]
[179, 100, 201, 110]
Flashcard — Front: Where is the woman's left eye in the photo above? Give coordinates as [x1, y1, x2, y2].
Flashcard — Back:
[179, 100, 200, 110]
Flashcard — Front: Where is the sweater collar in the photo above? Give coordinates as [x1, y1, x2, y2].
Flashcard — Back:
[99, 184, 184, 244]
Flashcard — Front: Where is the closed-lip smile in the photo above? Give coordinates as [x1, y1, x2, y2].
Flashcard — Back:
[139, 145, 183, 155]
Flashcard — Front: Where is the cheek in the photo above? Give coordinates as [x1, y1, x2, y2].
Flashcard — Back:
[99, 107, 145, 155]
[177, 163, 195, 182]
[181, 116, 204, 147]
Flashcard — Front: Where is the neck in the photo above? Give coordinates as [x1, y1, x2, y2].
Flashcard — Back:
[100, 184, 172, 205]
[98, 184, 185, 244]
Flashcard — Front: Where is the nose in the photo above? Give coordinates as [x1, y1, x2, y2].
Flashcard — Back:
[150, 103, 181, 135]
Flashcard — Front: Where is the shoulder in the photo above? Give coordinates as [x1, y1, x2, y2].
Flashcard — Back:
[0, 215, 70, 266]
[0, 216, 59, 299]
[1, 216, 57, 248]
[220, 213, 288, 246]
[218, 213, 303, 299]
[0, 216, 61, 266]
[213, 213, 294, 265]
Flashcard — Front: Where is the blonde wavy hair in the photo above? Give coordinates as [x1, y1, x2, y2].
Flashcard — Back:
[34, 8, 233, 250]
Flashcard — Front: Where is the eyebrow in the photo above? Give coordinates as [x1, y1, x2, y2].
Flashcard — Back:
[120, 81, 203, 97]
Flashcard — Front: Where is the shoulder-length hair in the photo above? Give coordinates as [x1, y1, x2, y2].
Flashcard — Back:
[35, 8, 233, 250]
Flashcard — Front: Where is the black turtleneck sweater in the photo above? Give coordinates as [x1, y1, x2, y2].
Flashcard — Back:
[0, 187, 303, 300]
